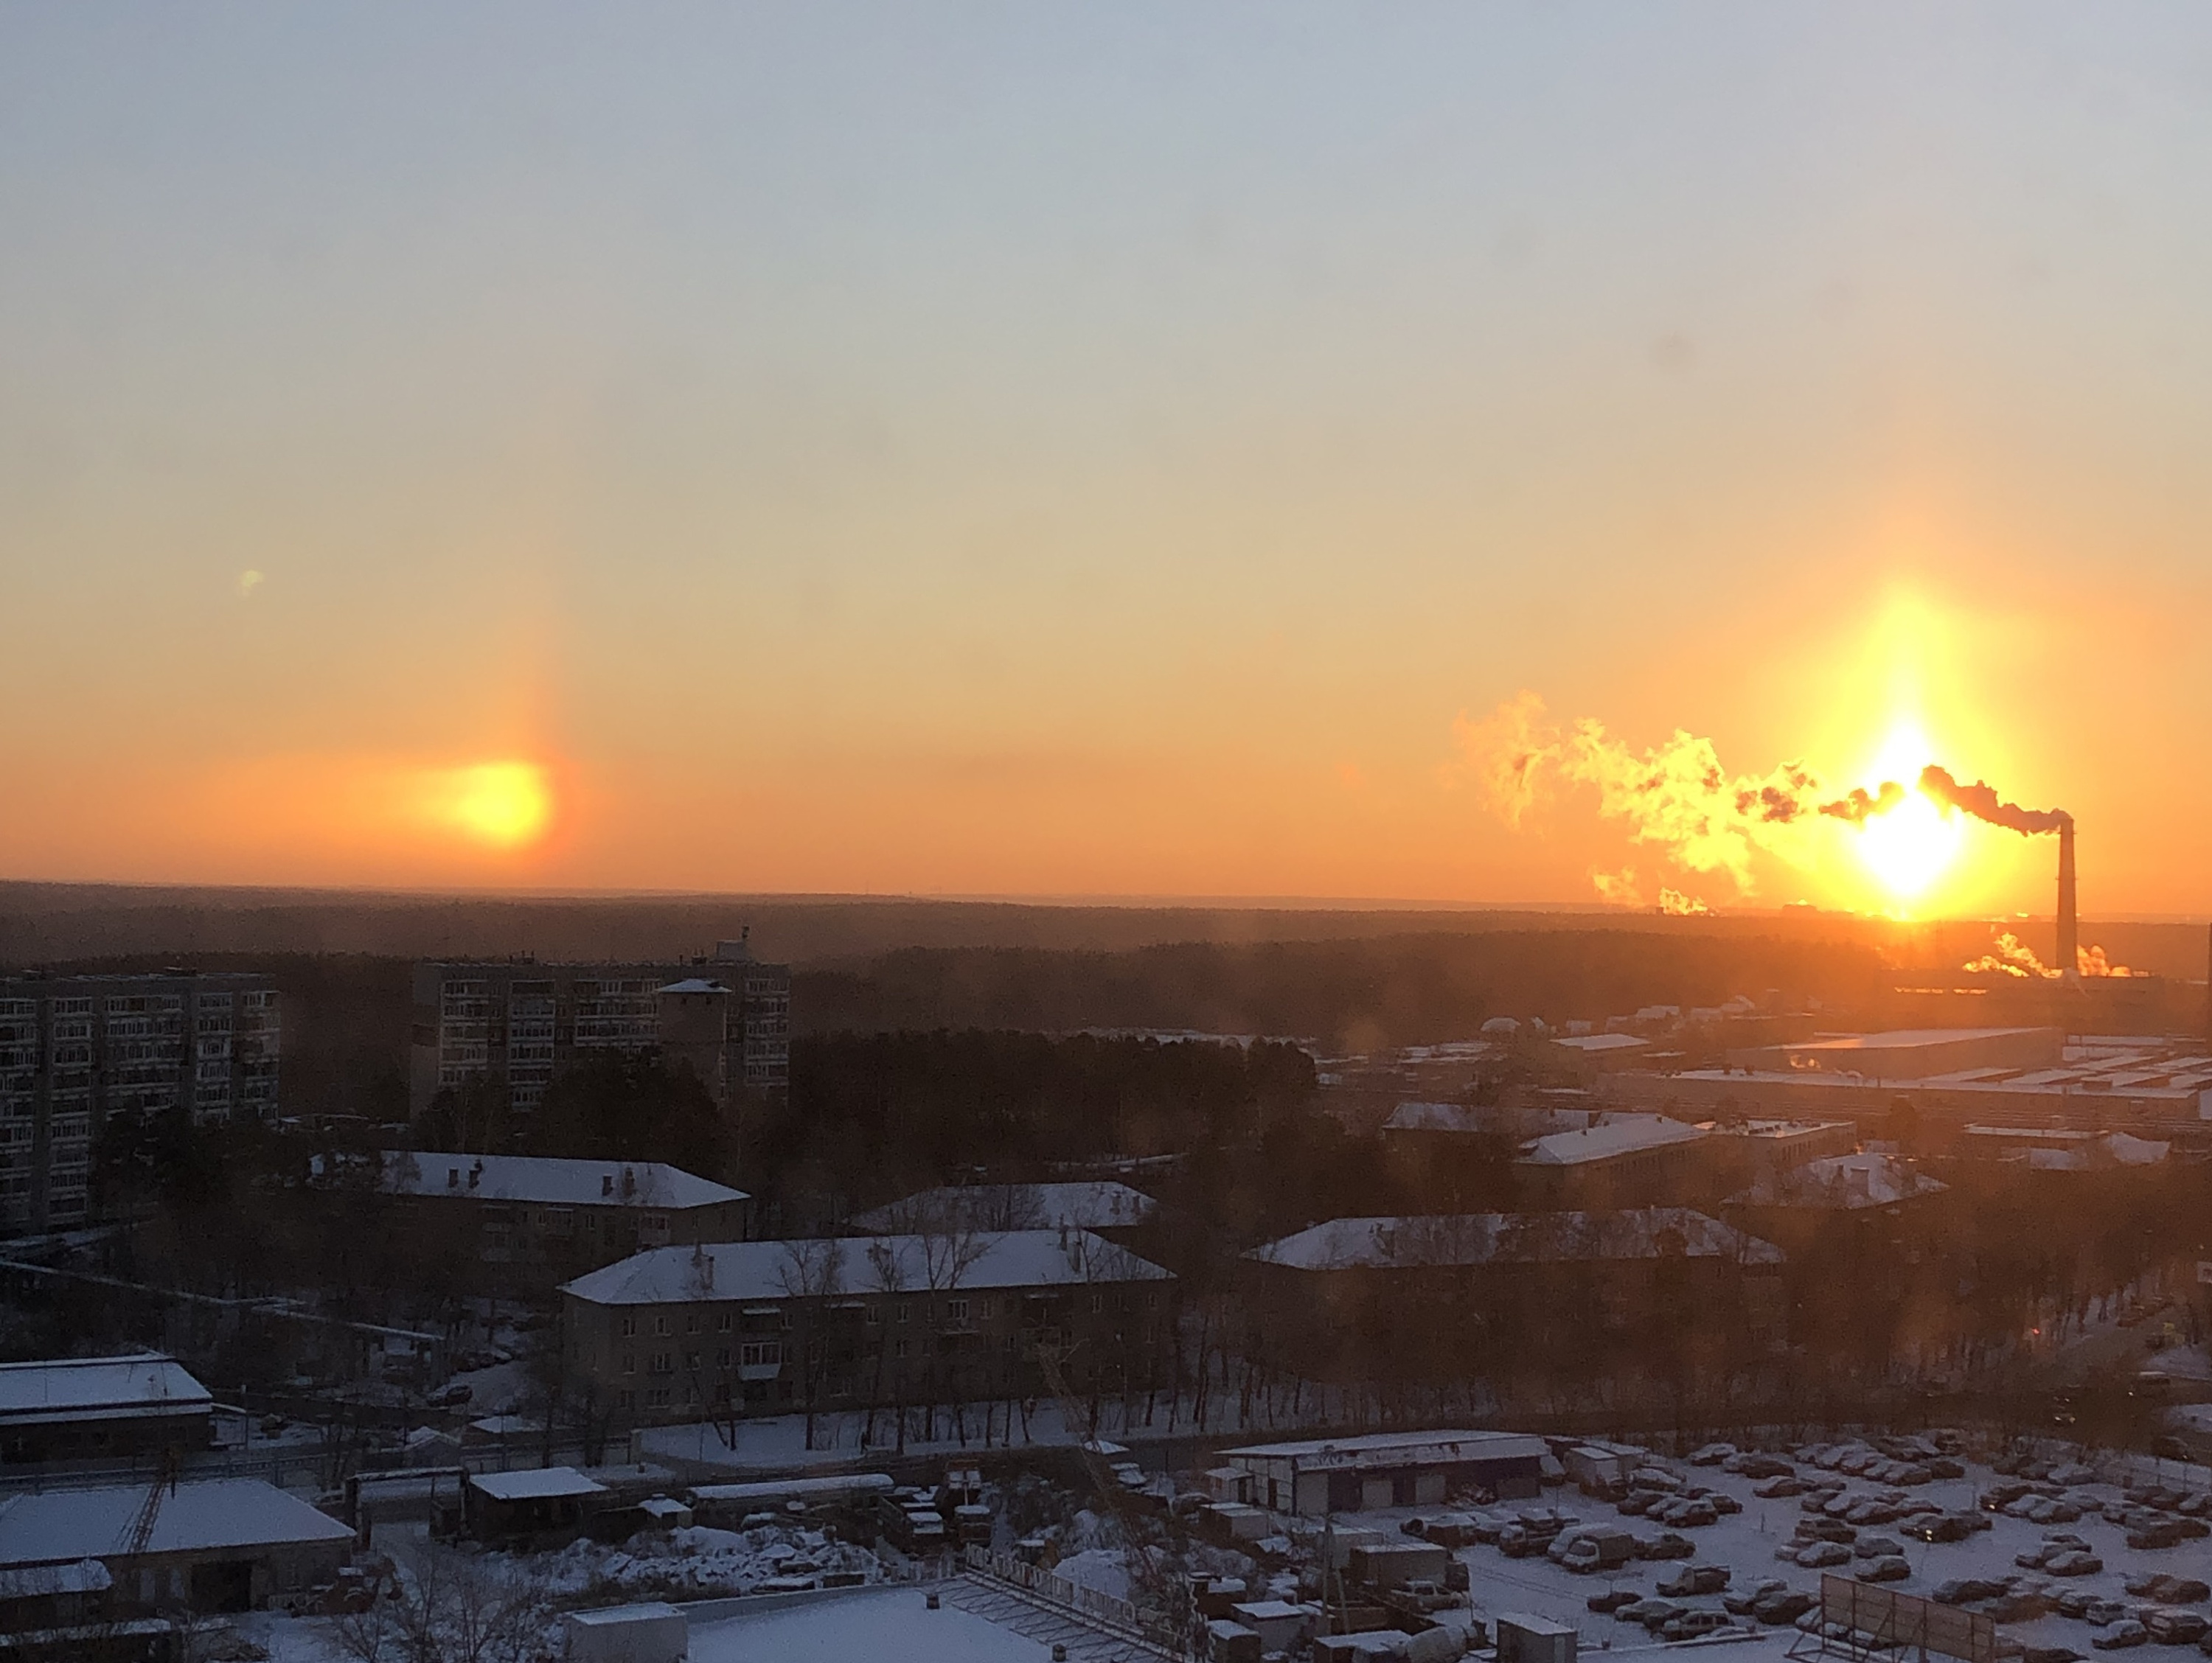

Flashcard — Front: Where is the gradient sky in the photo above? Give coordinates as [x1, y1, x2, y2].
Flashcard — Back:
[6, 4, 2212, 915]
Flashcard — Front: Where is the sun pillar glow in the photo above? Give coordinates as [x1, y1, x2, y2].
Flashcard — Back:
[1851, 721, 1965, 906]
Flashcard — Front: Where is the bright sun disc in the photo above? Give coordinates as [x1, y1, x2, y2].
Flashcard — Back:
[422, 761, 554, 849]
[1855, 786, 1964, 901]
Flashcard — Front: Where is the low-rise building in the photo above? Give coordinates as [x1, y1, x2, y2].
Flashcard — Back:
[846, 1181, 1155, 1237]
[0, 1477, 352, 1615]
[1705, 1119, 1859, 1193]
[1242, 1208, 1784, 1384]
[367, 1151, 750, 1289]
[1513, 1115, 1711, 1207]
[464, 1466, 609, 1547]
[0, 1353, 213, 1467]
[1220, 1429, 1547, 1514]
[560, 1229, 1175, 1424]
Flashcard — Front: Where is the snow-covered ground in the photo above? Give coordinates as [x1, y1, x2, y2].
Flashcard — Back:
[690, 1586, 1050, 1662]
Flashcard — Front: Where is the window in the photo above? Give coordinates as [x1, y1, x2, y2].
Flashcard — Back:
[619, 1315, 636, 1337]
[896, 1303, 911, 1324]
[894, 1338, 909, 1359]
[685, 1351, 701, 1370]
[655, 1315, 671, 1336]
[715, 1348, 731, 1368]
[622, 1353, 635, 1375]
[740, 1340, 782, 1367]
[616, 1390, 635, 1410]
[650, 1351, 673, 1374]
[864, 1305, 880, 1325]
[685, 1314, 700, 1335]
[717, 1312, 733, 1332]
[1089, 1292, 1104, 1314]
[946, 1297, 969, 1325]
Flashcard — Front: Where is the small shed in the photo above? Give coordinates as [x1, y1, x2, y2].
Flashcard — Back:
[1207, 1617, 1263, 1663]
[465, 1466, 608, 1546]
[1230, 1598, 1312, 1653]
[1498, 1612, 1578, 1663]
[563, 1600, 688, 1663]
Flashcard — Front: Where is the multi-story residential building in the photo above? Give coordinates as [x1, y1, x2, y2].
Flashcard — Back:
[356, 1151, 751, 1291]
[0, 972, 280, 1234]
[409, 940, 790, 1123]
[560, 1229, 1174, 1425]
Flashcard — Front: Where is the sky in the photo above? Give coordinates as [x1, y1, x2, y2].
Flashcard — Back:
[5, 4, 2212, 917]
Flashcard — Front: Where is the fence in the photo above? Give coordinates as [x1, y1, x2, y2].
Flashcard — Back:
[1806, 1575, 1997, 1663]
[963, 1545, 1160, 1639]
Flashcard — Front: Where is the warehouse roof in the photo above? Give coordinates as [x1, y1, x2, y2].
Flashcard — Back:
[1517, 1115, 1706, 1166]
[0, 1355, 212, 1429]
[1728, 1152, 1948, 1210]
[380, 1152, 745, 1211]
[1248, 1207, 1781, 1271]
[1221, 1429, 1548, 1470]
[563, 1229, 1172, 1306]
[0, 1479, 351, 1565]
[848, 1181, 1155, 1234]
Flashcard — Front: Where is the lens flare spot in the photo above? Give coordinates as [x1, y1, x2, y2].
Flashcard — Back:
[421, 761, 554, 849]
[1856, 788, 1964, 900]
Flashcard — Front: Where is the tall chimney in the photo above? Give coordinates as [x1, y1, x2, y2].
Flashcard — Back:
[2056, 818, 2078, 980]
[2203, 922, 2211, 1052]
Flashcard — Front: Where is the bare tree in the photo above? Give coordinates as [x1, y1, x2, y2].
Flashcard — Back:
[332, 1542, 546, 1663]
[776, 1235, 848, 1451]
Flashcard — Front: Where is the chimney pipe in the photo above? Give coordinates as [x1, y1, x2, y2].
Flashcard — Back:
[2204, 922, 2211, 1053]
[2056, 819, 2078, 980]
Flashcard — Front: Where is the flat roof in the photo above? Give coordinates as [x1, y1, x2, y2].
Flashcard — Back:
[382, 1151, 745, 1212]
[470, 1466, 608, 1502]
[1517, 1115, 1706, 1165]
[1222, 1429, 1547, 1469]
[1786, 1028, 2058, 1052]
[0, 1355, 212, 1428]
[563, 1229, 1170, 1307]
[0, 1479, 351, 1565]
[1554, 1033, 1651, 1053]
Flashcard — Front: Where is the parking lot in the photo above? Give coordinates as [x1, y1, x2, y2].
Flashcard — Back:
[1315, 1436, 2212, 1662]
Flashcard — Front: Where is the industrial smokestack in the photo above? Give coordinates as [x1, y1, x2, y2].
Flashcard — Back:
[2056, 820, 2077, 981]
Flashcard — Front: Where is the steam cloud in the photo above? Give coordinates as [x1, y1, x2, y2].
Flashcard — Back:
[1460, 692, 2073, 902]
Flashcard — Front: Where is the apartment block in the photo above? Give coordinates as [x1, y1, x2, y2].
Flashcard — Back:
[0, 972, 280, 1234]
[408, 939, 790, 1123]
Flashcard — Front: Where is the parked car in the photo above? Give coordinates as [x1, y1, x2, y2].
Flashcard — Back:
[1725, 1580, 1790, 1617]
[1796, 1518, 1857, 1544]
[1793, 1543, 1853, 1569]
[1862, 1558, 1912, 1584]
[1688, 1443, 1737, 1466]
[1756, 1476, 1809, 1499]
[1932, 1579, 2005, 1606]
[2146, 1614, 2210, 1647]
[1907, 1516, 1974, 1544]
[1855, 1535, 1905, 1561]
[1658, 1566, 1731, 1598]
[2128, 1521, 2189, 1552]
[2023, 1647, 2082, 1663]
[2124, 1577, 2210, 1605]
[1753, 1591, 1818, 1625]
[1662, 1611, 1736, 1642]
[1590, 1589, 1643, 1614]
[1618, 1600, 1683, 1628]
[2092, 1622, 2149, 1651]
[2045, 1552, 2103, 1579]
[1637, 1533, 1696, 1561]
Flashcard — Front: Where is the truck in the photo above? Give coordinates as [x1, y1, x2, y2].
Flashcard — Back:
[1555, 1530, 1638, 1575]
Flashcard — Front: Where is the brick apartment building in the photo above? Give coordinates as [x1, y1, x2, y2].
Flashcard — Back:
[560, 1228, 1174, 1424]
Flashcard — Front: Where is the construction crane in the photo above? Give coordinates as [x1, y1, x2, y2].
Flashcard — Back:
[1033, 1342, 1196, 1656]
[119, 1445, 181, 1559]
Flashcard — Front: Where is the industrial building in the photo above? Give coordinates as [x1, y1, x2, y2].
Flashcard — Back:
[0, 971, 279, 1233]
[368, 1151, 751, 1288]
[408, 939, 790, 1123]
[1218, 1429, 1548, 1515]
[1727, 1026, 2065, 1078]
[0, 1477, 353, 1616]
[0, 1353, 213, 1466]
[560, 1228, 1174, 1424]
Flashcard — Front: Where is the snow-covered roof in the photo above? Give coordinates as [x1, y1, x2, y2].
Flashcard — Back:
[1222, 1429, 1548, 1470]
[1728, 1152, 1948, 1210]
[847, 1182, 1155, 1235]
[1382, 1101, 1480, 1134]
[0, 1479, 352, 1565]
[657, 978, 731, 996]
[1554, 1033, 1651, 1054]
[2021, 1131, 2171, 1171]
[562, 1229, 1172, 1307]
[469, 1466, 608, 1502]
[381, 1151, 745, 1212]
[0, 1355, 212, 1428]
[1517, 1115, 1707, 1166]
[1248, 1207, 1781, 1270]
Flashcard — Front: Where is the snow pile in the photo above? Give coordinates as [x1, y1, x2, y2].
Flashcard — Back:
[1051, 1549, 1132, 1602]
[522, 1521, 889, 1603]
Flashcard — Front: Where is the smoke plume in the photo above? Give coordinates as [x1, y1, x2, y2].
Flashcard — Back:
[1819, 781, 1905, 826]
[1917, 766, 2071, 834]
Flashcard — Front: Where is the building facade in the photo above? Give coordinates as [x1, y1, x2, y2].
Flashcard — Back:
[0, 972, 280, 1234]
[364, 1151, 751, 1290]
[0, 1353, 214, 1466]
[560, 1229, 1174, 1426]
[409, 941, 790, 1123]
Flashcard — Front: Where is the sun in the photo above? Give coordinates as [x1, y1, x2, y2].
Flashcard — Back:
[421, 761, 554, 850]
[1848, 719, 1965, 905]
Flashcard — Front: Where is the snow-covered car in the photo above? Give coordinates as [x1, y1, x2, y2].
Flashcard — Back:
[1637, 1533, 1696, 1561]
[1795, 1518, 1856, 1544]
[1861, 1558, 1911, 1584]
[1725, 1580, 1789, 1616]
[2124, 1575, 2210, 1604]
[1589, 1589, 1643, 1614]
[2045, 1552, 2103, 1578]
[1793, 1543, 1853, 1569]
[1906, 1516, 1974, 1544]
[2090, 1621, 2148, 1650]
[1618, 1600, 1683, 1628]
[1756, 1476, 1808, 1499]
[1753, 1591, 1818, 1625]
[1661, 1611, 1736, 1642]
[1657, 1566, 1731, 1598]
[1855, 1535, 1905, 1561]
[2144, 1613, 2209, 1647]
[1688, 1443, 1737, 1467]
